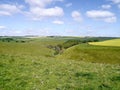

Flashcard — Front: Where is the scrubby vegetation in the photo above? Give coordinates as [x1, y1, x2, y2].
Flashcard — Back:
[47, 37, 117, 55]
[0, 37, 32, 43]
[0, 36, 120, 90]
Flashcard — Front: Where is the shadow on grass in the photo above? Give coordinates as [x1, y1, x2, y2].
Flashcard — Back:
[98, 83, 111, 90]
[111, 76, 120, 81]
[75, 72, 95, 79]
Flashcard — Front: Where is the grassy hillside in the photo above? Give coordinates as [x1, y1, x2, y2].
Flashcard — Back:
[0, 37, 120, 90]
[57, 44, 120, 64]
[89, 39, 120, 47]
[0, 37, 65, 57]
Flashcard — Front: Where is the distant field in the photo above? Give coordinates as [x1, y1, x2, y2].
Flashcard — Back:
[89, 39, 120, 47]
[0, 37, 120, 90]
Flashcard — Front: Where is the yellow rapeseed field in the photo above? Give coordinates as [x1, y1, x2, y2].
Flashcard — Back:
[89, 39, 120, 47]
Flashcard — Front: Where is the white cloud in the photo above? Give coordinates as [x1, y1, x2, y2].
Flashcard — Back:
[0, 26, 6, 30]
[0, 4, 23, 16]
[52, 20, 64, 24]
[104, 16, 117, 23]
[0, 0, 64, 20]
[86, 10, 114, 18]
[86, 10, 116, 23]
[25, 0, 64, 20]
[0, 11, 11, 16]
[25, 0, 64, 8]
[71, 11, 83, 22]
[101, 5, 111, 9]
[110, 0, 120, 8]
[65, 3, 72, 7]
[28, 6, 64, 20]
[25, 0, 53, 8]
[110, 0, 120, 4]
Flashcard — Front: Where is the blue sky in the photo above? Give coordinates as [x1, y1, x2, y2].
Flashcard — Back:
[0, 0, 120, 37]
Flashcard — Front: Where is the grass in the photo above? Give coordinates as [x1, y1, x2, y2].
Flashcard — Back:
[57, 44, 120, 64]
[1, 55, 120, 90]
[0, 37, 120, 90]
[89, 38, 120, 47]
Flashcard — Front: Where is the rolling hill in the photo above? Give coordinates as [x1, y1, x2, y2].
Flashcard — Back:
[57, 44, 120, 64]
[0, 37, 120, 90]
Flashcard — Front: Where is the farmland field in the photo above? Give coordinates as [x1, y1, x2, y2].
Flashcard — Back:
[89, 39, 120, 47]
[0, 37, 120, 90]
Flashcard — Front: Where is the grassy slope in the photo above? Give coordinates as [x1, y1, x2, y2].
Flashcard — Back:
[0, 37, 120, 90]
[89, 39, 120, 46]
[57, 44, 120, 64]
[0, 37, 64, 57]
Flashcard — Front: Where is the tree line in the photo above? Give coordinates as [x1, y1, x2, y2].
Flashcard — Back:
[47, 39, 99, 55]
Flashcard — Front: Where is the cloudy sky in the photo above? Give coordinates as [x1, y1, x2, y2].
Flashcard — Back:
[0, 0, 120, 37]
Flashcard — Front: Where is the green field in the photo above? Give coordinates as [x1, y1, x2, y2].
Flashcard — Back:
[0, 37, 120, 90]
[57, 44, 120, 64]
[89, 39, 120, 47]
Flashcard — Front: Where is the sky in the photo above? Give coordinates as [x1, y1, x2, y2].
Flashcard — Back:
[0, 0, 120, 37]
